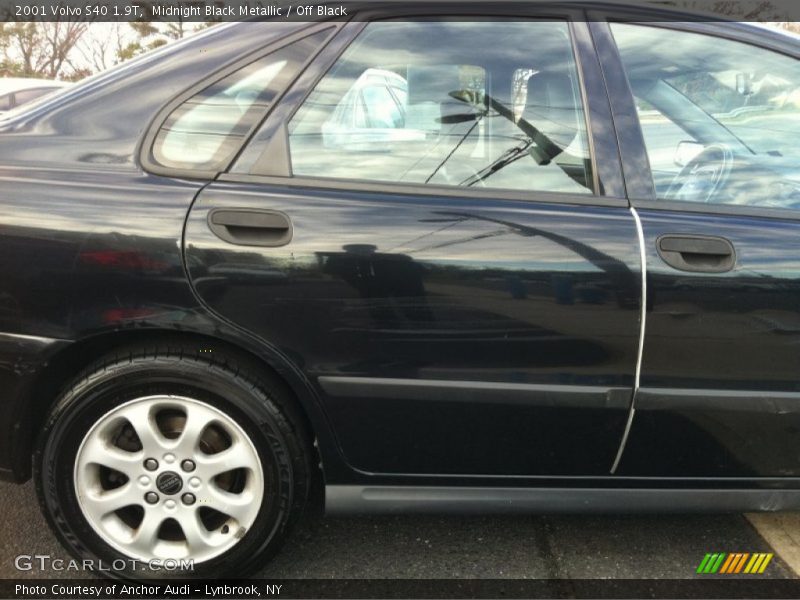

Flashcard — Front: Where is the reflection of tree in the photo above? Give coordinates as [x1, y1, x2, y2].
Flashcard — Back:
[317, 244, 434, 323]
[440, 89, 591, 190]
[663, 0, 785, 21]
[0, 22, 87, 78]
[0, 18, 215, 80]
[415, 211, 639, 308]
[426, 211, 632, 275]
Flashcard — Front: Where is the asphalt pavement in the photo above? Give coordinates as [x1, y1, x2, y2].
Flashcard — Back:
[0, 480, 796, 582]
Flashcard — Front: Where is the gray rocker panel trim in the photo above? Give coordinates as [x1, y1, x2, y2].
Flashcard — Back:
[326, 485, 800, 514]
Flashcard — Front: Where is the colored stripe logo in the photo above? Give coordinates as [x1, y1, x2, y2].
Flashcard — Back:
[697, 552, 773, 574]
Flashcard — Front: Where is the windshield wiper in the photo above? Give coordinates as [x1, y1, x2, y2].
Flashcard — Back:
[446, 90, 588, 189]
[450, 90, 566, 166]
[425, 113, 483, 184]
[460, 139, 533, 187]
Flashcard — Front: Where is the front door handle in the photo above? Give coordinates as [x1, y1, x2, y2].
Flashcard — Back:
[208, 209, 293, 247]
[656, 235, 735, 273]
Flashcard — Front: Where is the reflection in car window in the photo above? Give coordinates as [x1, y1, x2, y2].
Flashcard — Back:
[633, 98, 702, 189]
[361, 84, 404, 128]
[13, 88, 53, 107]
[150, 30, 328, 172]
[289, 21, 594, 195]
[612, 23, 800, 209]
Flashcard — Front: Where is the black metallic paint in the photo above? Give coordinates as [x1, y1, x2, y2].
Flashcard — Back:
[0, 23, 343, 481]
[0, 165, 347, 480]
[618, 209, 800, 477]
[185, 182, 641, 476]
[0, 333, 70, 481]
[0, 4, 798, 495]
[589, 11, 800, 479]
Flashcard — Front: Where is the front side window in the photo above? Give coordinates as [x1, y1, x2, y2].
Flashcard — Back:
[612, 23, 800, 209]
[289, 20, 594, 195]
[150, 30, 328, 172]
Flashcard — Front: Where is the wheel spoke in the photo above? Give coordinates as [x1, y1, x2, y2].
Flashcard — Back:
[81, 438, 142, 477]
[128, 509, 164, 555]
[80, 482, 139, 516]
[205, 482, 259, 523]
[174, 403, 217, 456]
[74, 394, 265, 564]
[117, 402, 169, 455]
[196, 443, 257, 477]
[176, 510, 215, 554]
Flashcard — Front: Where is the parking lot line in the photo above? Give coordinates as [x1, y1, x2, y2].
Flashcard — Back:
[747, 513, 800, 577]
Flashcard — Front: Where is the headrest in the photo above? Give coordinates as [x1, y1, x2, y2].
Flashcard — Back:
[523, 71, 579, 149]
[407, 65, 462, 106]
[526, 72, 575, 110]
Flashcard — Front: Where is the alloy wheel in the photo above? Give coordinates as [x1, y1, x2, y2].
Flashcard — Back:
[73, 395, 264, 563]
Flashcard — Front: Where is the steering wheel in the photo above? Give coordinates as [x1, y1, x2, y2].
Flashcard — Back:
[665, 143, 734, 203]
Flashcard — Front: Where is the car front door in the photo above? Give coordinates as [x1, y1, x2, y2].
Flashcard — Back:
[601, 20, 800, 477]
[179, 14, 642, 477]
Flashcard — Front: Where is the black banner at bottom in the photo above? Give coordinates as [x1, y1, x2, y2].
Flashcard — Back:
[4, 579, 800, 599]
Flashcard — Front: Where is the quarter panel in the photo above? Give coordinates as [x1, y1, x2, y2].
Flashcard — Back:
[0, 167, 202, 339]
[0, 23, 306, 170]
[0, 166, 346, 480]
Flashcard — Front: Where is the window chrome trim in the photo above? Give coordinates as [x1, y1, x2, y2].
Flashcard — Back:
[630, 198, 800, 223]
[216, 172, 629, 208]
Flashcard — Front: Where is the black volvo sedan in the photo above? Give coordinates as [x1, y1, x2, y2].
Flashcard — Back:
[1, 1, 800, 578]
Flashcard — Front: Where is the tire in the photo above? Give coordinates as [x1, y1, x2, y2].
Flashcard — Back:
[33, 342, 312, 579]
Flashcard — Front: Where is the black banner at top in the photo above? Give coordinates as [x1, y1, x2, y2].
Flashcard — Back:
[4, 0, 347, 21]
[1, 0, 800, 22]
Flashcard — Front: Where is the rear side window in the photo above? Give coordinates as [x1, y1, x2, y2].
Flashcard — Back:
[149, 30, 327, 172]
[288, 20, 594, 195]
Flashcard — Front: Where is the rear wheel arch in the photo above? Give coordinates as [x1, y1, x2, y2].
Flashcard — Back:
[34, 339, 316, 576]
[19, 329, 330, 487]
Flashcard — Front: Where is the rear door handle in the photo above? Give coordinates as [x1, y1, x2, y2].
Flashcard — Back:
[207, 209, 293, 247]
[656, 235, 735, 273]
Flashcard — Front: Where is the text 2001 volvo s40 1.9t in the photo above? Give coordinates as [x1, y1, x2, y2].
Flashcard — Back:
[1, 2, 800, 579]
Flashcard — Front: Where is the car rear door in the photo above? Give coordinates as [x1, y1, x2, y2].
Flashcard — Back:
[595, 18, 800, 477]
[179, 12, 642, 477]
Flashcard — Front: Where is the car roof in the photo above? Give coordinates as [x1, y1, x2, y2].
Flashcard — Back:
[269, 0, 768, 20]
[0, 78, 69, 95]
[258, 0, 798, 49]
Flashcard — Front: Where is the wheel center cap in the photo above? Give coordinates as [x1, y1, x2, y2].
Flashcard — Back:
[156, 471, 183, 495]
